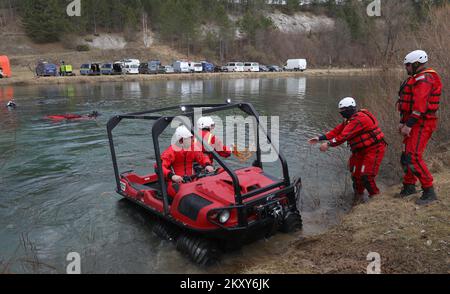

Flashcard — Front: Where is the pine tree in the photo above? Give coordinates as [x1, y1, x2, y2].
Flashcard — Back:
[21, 0, 66, 43]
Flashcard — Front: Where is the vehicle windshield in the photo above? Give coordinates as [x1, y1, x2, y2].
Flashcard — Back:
[103, 64, 112, 68]
[81, 64, 90, 69]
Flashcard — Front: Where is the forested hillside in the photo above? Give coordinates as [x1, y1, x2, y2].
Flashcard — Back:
[0, 0, 447, 66]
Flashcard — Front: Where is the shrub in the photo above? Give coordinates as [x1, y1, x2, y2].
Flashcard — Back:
[76, 44, 90, 52]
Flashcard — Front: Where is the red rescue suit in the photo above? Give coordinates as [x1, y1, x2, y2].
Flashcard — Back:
[323, 109, 386, 196]
[195, 130, 232, 162]
[398, 68, 442, 189]
[158, 143, 212, 197]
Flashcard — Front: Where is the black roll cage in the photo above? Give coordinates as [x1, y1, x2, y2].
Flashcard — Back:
[107, 102, 291, 220]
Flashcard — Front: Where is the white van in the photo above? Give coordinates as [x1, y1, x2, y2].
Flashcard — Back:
[173, 61, 190, 73]
[122, 59, 140, 74]
[244, 62, 260, 72]
[284, 59, 307, 72]
[188, 62, 203, 73]
[223, 62, 244, 72]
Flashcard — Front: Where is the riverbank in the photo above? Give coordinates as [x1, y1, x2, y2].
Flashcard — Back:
[227, 149, 450, 274]
[0, 68, 384, 87]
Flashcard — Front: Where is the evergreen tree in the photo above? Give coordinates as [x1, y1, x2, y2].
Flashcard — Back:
[21, 0, 66, 43]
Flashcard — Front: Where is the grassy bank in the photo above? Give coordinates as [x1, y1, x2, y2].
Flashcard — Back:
[0, 68, 384, 87]
[225, 149, 449, 274]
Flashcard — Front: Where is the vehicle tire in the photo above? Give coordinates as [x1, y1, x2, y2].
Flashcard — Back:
[280, 212, 302, 233]
[176, 234, 221, 266]
[153, 222, 180, 242]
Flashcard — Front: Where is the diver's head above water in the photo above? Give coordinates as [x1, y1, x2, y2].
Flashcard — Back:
[6, 100, 16, 108]
[88, 111, 100, 118]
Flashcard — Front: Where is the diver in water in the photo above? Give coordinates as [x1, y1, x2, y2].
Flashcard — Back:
[87, 111, 100, 118]
[6, 100, 16, 108]
[46, 111, 101, 121]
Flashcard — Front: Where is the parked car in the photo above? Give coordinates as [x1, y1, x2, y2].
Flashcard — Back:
[149, 60, 162, 74]
[112, 62, 124, 75]
[188, 62, 203, 73]
[140, 60, 162, 74]
[201, 61, 215, 73]
[173, 61, 190, 73]
[244, 62, 260, 72]
[122, 59, 140, 75]
[36, 61, 58, 77]
[100, 63, 114, 75]
[139, 62, 150, 74]
[284, 59, 307, 72]
[259, 65, 269, 72]
[80, 63, 101, 75]
[160, 65, 175, 74]
[268, 65, 282, 72]
[223, 62, 244, 72]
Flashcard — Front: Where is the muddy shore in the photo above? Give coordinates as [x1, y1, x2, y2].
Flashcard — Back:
[0, 68, 383, 87]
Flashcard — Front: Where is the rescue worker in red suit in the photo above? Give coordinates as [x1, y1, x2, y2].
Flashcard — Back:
[158, 126, 214, 198]
[309, 97, 387, 205]
[397, 50, 442, 205]
[195, 117, 232, 163]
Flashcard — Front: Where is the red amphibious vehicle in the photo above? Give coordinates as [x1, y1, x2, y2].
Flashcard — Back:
[107, 102, 302, 265]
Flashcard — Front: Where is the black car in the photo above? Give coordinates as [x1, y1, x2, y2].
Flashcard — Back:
[268, 65, 282, 72]
[259, 65, 269, 72]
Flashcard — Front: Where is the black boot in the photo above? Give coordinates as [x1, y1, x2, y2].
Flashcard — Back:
[352, 194, 364, 206]
[397, 184, 417, 198]
[416, 187, 438, 205]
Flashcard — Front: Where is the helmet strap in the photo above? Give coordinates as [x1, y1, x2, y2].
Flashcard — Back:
[412, 62, 423, 75]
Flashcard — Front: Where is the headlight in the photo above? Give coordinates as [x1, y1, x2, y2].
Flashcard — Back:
[218, 210, 230, 224]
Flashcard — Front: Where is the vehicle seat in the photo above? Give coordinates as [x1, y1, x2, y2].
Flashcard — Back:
[129, 182, 162, 200]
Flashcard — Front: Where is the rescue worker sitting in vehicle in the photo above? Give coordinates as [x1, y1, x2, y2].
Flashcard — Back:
[159, 125, 215, 198]
[195, 117, 232, 164]
[308, 97, 387, 205]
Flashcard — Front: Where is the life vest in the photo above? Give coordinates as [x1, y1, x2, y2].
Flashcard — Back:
[194, 130, 214, 159]
[347, 110, 385, 153]
[194, 131, 214, 146]
[397, 68, 441, 117]
[168, 148, 199, 177]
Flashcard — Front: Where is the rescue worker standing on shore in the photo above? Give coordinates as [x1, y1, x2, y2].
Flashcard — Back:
[159, 125, 214, 198]
[309, 97, 387, 205]
[196, 117, 232, 163]
[397, 50, 442, 205]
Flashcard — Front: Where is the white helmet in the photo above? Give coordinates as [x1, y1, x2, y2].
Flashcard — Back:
[175, 125, 193, 141]
[338, 97, 357, 109]
[197, 117, 215, 129]
[404, 50, 428, 64]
